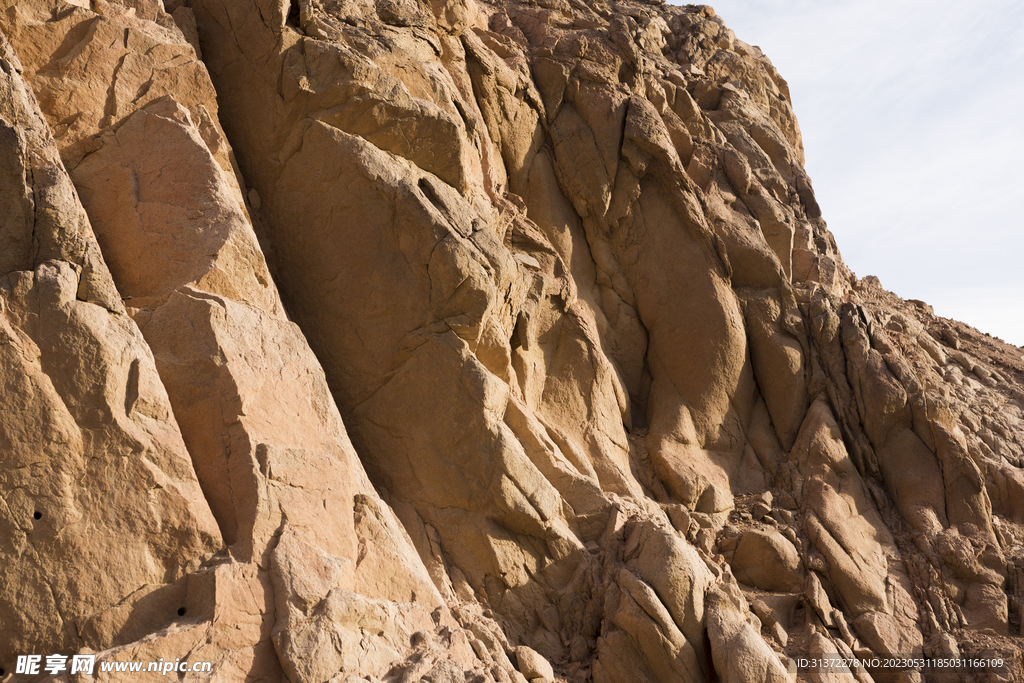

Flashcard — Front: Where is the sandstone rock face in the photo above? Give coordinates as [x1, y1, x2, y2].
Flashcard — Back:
[1, 32, 221, 660]
[1, 0, 1023, 682]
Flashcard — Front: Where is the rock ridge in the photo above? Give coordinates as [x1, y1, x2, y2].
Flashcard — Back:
[1, 1, 1022, 682]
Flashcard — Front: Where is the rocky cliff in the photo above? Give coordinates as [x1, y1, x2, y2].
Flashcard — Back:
[1, 1, 1023, 682]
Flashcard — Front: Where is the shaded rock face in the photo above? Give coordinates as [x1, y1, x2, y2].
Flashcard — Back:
[1, 1, 1023, 682]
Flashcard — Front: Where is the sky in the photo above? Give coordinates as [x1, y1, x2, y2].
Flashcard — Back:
[686, 0, 1024, 346]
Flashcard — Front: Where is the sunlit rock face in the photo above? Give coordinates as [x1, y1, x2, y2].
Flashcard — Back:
[1, 1, 1023, 681]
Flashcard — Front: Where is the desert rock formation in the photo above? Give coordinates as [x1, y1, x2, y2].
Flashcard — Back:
[1, 0, 1022, 682]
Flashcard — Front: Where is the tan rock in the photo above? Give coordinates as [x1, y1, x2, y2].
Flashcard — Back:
[608, 566, 705, 680]
[0, 33, 221, 660]
[0, 0, 221, 166]
[805, 572, 837, 628]
[512, 646, 554, 682]
[2, 6, 514, 680]
[72, 97, 281, 313]
[623, 519, 715, 657]
[4, 0, 1024, 680]
[841, 310, 948, 526]
[852, 611, 923, 657]
[742, 290, 808, 450]
[705, 587, 792, 683]
[792, 401, 893, 616]
[807, 633, 871, 683]
[961, 582, 1009, 634]
[730, 529, 803, 593]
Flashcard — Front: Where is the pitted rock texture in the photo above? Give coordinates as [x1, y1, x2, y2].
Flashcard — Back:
[1, 1, 1023, 682]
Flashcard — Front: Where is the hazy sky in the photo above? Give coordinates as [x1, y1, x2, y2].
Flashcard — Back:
[689, 0, 1024, 346]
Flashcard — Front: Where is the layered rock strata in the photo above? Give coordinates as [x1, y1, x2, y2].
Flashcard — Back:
[1, 1, 1022, 682]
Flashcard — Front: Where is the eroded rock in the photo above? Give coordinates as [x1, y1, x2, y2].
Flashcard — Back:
[1, 0, 1023, 680]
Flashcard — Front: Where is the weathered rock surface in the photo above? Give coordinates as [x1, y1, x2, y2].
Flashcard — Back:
[1, 0, 1023, 682]
[1, 30, 220, 661]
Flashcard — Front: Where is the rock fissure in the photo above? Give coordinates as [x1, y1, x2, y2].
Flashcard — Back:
[2, 1, 1024, 681]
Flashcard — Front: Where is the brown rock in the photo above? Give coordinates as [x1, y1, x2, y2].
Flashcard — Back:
[705, 587, 792, 683]
[0, 32, 221, 660]
[3, 0, 1024, 679]
[72, 97, 281, 314]
[807, 633, 871, 683]
[852, 611, 924, 657]
[805, 572, 836, 628]
[513, 646, 554, 682]
[730, 528, 803, 593]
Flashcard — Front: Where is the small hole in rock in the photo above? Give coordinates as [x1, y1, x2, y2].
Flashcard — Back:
[1, 667, 6, 675]
[33, 511, 42, 520]
[177, 607, 187, 616]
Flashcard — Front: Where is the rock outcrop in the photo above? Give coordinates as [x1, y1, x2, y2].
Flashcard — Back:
[1, 1, 1022, 682]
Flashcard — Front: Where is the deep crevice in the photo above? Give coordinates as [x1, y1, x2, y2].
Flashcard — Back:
[125, 358, 141, 417]
[285, 0, 300, 28]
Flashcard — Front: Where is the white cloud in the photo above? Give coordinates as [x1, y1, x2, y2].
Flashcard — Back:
[682, 0, 1024, 345]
